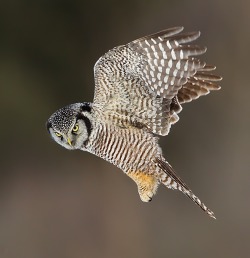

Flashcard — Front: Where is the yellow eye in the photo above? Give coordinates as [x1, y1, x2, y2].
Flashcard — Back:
[55, 132, 62, 137]
[72, 124, 79, 133]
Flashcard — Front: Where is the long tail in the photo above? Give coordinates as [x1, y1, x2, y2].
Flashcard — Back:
[156, 157, 216, 219]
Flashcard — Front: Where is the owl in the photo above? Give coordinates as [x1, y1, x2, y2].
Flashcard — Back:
[47, 27, 221, 219]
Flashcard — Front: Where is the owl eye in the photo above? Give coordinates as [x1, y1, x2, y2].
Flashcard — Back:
[72, 123, 79, 133]
[55, 132, 62, 137]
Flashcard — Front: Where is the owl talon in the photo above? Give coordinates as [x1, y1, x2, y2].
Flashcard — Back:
[140, 195, 153, 202]
[127, 170, 158, 203]
[139, 193, 153, 202]
[139, 190, 154, 202]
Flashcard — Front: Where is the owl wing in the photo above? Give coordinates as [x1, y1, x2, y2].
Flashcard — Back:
[93, 27, 221, 135]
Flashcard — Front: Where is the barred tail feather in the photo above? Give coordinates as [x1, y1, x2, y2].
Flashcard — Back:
[181, 186, 216, 219]
[156, 158, 216, 219]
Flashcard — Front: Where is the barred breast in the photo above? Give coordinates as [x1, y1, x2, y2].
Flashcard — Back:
[85, 122, 160, 174]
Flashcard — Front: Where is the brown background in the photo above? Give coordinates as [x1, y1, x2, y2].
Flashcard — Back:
[1, 1, 249, 257]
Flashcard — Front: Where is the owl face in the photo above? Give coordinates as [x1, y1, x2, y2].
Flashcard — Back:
[46, 103, 92, 150]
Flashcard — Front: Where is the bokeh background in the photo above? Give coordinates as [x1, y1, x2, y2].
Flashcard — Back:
[1, 1, 249, 257]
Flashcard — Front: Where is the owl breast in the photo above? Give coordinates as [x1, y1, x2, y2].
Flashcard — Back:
[85, 122, 160, 173]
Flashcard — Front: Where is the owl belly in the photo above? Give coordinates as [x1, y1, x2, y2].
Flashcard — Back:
[86, 123, 160, 174]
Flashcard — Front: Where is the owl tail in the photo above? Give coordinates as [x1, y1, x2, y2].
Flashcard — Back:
[155, 158, 216, 219]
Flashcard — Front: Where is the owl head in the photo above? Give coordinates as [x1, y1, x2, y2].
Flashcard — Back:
[46, 103, 92, 150]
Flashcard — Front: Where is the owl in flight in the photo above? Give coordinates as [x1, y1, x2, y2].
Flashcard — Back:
[47, 27, 221, 219]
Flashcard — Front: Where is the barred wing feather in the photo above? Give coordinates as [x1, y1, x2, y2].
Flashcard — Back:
[93, 27, 221, 135]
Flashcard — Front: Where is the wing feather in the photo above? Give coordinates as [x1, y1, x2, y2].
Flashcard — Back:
[93, 27, 221, 135]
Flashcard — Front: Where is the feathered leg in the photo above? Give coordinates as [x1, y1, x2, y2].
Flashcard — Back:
[127, 170, 159, 202]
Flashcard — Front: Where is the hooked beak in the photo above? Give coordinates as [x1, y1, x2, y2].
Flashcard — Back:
[67, 138, 72, 146]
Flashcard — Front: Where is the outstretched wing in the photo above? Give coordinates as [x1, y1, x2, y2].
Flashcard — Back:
[93, 27, 221, 135]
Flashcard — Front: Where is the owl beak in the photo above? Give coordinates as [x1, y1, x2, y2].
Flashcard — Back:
[67, 138, 72, 146]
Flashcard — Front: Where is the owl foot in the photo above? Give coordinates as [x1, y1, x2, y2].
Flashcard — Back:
[138, 187, 153, 202]
[127, 170, 159, 202]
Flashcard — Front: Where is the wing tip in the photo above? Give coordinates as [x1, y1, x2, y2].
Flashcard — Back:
[207, 209, 217, 220]
[163, 26, 184, 34]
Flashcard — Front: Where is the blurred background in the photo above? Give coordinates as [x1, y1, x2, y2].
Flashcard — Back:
[0, 0, 249, 257]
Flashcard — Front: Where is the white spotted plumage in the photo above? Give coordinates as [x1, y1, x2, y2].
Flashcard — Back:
[47, 27, 222, 219]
